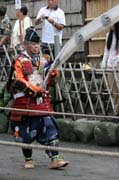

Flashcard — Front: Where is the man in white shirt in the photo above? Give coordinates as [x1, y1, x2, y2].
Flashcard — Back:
[11, 5, 32, 52]
[35, 0, 66, 57]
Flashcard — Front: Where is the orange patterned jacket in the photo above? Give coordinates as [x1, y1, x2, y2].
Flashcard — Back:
[9, 53, 55, 121]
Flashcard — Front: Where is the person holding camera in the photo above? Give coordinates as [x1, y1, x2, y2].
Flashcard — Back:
[35, 0, 66, 57]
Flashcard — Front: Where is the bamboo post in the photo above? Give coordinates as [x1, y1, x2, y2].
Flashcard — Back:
[90, 64, 106, 115]
[101, 68, 115, 112]
[54, 35, 61, 112]
[54, 35, 60, 58]
[80, 62, 95, 115]
[15, 0, 22, 45]
[69, 63, 84, 114]
[60, 64, 76, 120]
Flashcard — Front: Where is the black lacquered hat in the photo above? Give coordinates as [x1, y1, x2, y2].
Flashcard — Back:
[25, 26, 40, 43]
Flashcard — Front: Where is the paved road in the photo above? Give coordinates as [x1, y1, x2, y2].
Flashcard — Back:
[0, 134, 119, 180]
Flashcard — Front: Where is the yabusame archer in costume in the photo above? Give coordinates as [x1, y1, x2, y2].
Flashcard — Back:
[9, 26, 69, 169]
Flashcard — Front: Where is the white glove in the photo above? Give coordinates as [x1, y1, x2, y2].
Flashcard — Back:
[36, 97, 43, 105]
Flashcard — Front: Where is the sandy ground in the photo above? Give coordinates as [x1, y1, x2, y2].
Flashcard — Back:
[0, 133, 119, 180]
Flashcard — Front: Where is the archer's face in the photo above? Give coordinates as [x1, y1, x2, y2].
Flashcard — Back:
[25, 42, 40, 56]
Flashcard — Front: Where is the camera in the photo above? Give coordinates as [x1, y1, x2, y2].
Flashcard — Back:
[45, 16, 48, 19]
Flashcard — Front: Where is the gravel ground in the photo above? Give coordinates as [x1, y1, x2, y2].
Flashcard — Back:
[0, 133, 119, 180]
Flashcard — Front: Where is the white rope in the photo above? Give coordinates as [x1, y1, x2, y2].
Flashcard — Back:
[0, 106, 118, 157]
[2, 106, 119, 119]
[0, 140, 119, 157]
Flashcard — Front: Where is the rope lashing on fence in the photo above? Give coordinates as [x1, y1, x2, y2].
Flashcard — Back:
[1, 106, 119, 119]
[0, 140, 119, 157]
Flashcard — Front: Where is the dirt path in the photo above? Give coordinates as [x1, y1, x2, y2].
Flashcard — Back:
[0, 134, 119, 180]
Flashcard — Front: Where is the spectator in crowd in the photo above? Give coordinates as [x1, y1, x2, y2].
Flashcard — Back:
[9, 26, 69, 169]
[101, 21, 119, 115]
[0, 5, 12, 46]
[0, 4, 12, 76]
[35, 0, 66, 57]
[11, 5, 32, 52]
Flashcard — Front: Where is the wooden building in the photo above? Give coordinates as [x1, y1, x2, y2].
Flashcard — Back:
[4, 0, 119, 64]
[6, 0, 84, 45]
[86, 0, 119, 66]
